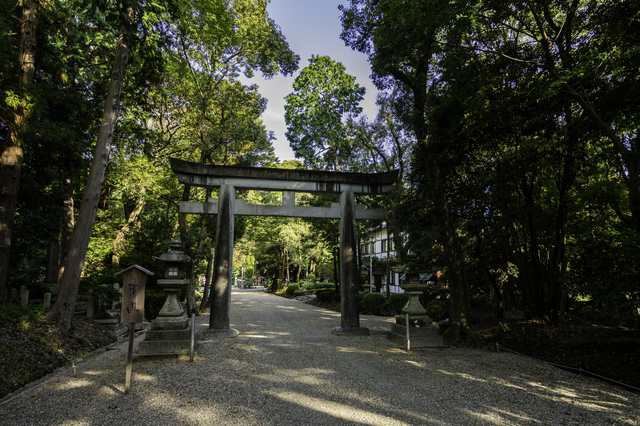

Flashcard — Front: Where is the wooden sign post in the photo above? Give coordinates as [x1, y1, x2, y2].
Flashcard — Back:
[115, 265, 154, 394]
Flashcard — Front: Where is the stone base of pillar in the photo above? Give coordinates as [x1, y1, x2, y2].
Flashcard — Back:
[137, 327, 197, 356]
[331, 326, 369, 336]
[197, 328, 239, 340]
[136, 312, 197, 358]
[134, 342, 200, 361]
[386, 315, 446, 348]
[151, 313, 190, 330]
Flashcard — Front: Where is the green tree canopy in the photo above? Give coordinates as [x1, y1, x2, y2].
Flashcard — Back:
[284, 55, 365, 171]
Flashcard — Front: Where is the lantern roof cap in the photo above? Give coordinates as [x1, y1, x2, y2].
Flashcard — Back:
[152, 239, 192, 264]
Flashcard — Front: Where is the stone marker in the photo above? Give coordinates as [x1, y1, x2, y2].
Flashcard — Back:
[87, 295, 94, 318]
[43, 293, 51, 309]
[10, 288, 17, 300]
[21, 288, 29, 307]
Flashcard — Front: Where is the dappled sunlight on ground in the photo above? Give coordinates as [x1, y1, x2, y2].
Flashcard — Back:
[319, 315, 340, 321]
[526, 380, 581, 398]
[53, 377, 94, 391]
[278, 305, 308, 311]
[436, 368, 491, 382]
[255, 367, 337, 386]
[523, 386, 633, 417]
[132, 372, 156, 383]
[403, 360, 427, 368]
[268, 390, 417, 426]
[385, 347, 412, 355]
[461, 405, 538, 425]
[81, 369, 105, 376]
[335, 346, 378, 355]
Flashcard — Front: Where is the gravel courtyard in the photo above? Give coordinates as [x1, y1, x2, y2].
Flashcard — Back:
[1, 288, 639, 425]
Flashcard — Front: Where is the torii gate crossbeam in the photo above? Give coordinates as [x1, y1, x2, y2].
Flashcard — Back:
[170, 158, 399, 338]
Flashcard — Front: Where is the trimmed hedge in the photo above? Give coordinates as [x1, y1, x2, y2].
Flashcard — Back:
[387, 293, 410, 314]
[286, 283, 300, 295]
[360, 293, 387, 315]
[316, 289, 335, 302]
[307, 282, 335, 290]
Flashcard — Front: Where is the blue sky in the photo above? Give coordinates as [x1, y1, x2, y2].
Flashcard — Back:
[244, 0, 378, 162]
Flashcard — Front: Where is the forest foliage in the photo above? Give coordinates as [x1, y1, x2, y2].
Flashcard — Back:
[0, 0, 638, 336]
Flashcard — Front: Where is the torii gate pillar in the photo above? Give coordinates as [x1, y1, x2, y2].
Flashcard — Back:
[200, 184, 238, 339]
[332, 190, 368, 335]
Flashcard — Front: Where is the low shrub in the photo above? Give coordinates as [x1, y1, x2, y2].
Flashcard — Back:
[307, 282, 334, 290]
[388, 293, 409, 314]
[316, 289, 335, 302]
[0, 304, 46, 327]
[427, 300, 447, 321]
[145, 289, 167, 320]
[360, 293, 386, 315]
[286, 283, 300, 295]
[306, 273, 316, 283]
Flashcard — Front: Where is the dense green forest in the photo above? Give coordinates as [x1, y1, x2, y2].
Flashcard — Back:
[1, 0, 638, 345]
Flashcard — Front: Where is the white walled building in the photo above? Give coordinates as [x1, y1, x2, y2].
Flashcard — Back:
[360, 222, 404, 294]
[360, 222, 444, 294]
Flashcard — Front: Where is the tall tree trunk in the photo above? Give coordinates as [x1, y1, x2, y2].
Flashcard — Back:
[58, 165, 74, 282]
[277, 248, 285, 291]
[200, 241, 213, 313]
[547, 109, 578, 325]
[111, 189, 145, 263]
[419, 135, 479, 345]
[385, 229, 391, 299]
[357, 235, 362, 288]
[47, 5, 134, 329]
[0, 0, 39, 301]
[287, 249, 291, 284]
[520, 177, 546, 317]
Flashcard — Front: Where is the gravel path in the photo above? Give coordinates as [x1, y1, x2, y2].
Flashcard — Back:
[1, 289, 639, 425]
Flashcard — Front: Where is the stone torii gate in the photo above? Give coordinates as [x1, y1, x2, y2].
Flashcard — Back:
[170, 158, 399, 338]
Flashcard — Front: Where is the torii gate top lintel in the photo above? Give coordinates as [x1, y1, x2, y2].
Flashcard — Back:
[169, 158, 399, 195]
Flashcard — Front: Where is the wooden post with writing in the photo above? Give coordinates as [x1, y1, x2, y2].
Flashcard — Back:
[115, 265, 154, 394]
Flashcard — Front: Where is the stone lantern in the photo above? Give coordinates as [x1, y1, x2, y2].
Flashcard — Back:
[137, 239, 196, 357]
[386, 268, 444, 348]
[151, 239, 192, 323]
[399, 271, 430, 315]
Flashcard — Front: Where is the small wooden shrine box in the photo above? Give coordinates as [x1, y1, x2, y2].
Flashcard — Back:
[116, 265, 154, 324]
